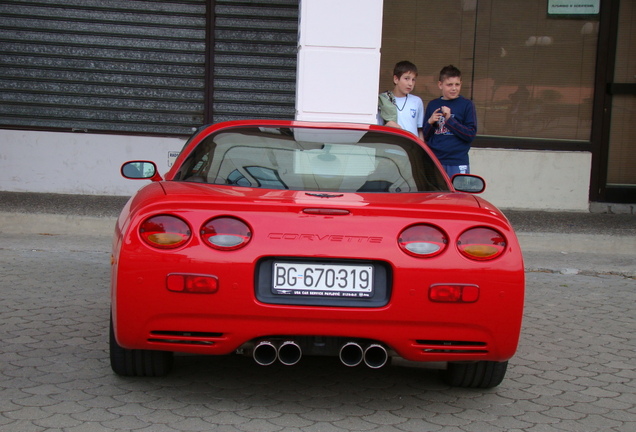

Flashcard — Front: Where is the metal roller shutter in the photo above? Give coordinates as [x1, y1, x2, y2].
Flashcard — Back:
[0, 0, 207, 136]
[210, 0, 298, 123]
[0, 0, 299, 136]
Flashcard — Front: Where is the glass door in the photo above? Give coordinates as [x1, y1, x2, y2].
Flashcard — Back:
[605, 0, 636, 202]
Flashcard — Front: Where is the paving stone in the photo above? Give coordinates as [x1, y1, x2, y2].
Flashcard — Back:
[393, 418, 445, 432]
[136, 425, 183, 432]
[0, 419, 48, 432]
[199, 411, 248, 426]
[33, 413, 84, 429]
[268, 413, 317, 428]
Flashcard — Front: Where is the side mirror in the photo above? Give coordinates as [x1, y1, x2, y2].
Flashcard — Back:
[452, 174, 485, 194]
[121, 161, 161, 181]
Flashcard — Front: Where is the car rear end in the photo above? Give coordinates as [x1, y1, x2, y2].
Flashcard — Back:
[111, 121, 524, 387]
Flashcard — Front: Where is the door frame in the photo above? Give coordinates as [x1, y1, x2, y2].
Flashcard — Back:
[590, 0, 636, 203]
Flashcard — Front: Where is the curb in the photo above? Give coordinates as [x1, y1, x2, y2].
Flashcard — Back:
[0, 212, 115, 237]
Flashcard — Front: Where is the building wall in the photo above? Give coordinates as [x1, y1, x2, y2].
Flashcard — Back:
[472, 148, 591, 211]
[295, 0, 383, 124]
[0, 129, 184, 196]
[0, 129, 592, 211]
[0, 0, 594, 211]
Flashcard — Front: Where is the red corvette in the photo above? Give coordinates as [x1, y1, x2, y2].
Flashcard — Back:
[110, 120, 524, 388]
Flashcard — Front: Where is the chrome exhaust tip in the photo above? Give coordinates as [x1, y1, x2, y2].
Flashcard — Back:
[277, 340, 302, 366]
[339, 342, 364, 367]
[253, 340, 278, 366]
[363, 344, 388, 369]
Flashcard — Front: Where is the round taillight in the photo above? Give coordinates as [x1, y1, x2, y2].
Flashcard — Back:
[201, 217, 251, 250]
[398, 224, 447, 257]
[457, 227, 506, 260]
[140, 215, 191, 249]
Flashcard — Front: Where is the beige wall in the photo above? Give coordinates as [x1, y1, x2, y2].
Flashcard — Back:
[0, 129, 184, 196]
[472, 148, 591, 211]
[0, 126, 592, 212]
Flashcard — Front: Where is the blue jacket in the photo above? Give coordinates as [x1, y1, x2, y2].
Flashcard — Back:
[423, 96, 477, 166]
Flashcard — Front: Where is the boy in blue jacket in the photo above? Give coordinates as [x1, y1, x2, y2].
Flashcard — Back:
[423, 65, 477, 177]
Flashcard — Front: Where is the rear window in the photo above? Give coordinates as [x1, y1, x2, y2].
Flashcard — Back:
[174, 127, 449, 193]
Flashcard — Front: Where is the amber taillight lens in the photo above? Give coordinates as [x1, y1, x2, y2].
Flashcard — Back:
[201, 217, 252, 250]
[457, 227, 506, 260]
[398, 224, 448, 257]
[140, 215, 191, 249]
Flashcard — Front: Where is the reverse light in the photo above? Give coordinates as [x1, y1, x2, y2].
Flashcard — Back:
[201, 217, 252, 250]
[140, 215, 191, 249]
[398, 224, 448, 257]
[167, 274, 218, 293]
[457, 227, 506, 260]
[429, 284, 479, 303]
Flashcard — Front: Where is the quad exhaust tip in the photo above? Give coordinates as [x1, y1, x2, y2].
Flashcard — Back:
[253, 340, 278, 366]
[278, 340, 302, 366]
[253, 339, 388, 369]
[363, 343, 389, 369]
[339, 342, 364, 367]
[253, 340, 302, 366]
[340, 342, 388, 369]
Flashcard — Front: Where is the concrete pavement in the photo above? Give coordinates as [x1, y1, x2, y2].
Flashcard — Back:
[1, 231, 634, 431]
[0, 191, 634, 278]
[1, 192, 635, 431]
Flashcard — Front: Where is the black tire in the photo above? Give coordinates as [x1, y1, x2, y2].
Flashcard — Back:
[442, 360, 508, 388]
[110, 316, 173, 377]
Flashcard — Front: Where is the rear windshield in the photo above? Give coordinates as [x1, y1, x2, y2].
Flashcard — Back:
[174, 126, 449, 193]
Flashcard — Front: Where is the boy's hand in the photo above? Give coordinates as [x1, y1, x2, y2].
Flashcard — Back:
[440, 106, 451, 119]
[428, 108, 444, 125]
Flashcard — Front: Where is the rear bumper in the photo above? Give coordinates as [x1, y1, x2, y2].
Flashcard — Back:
[113, 290, 523, 363]
[112, 240, 524, 364]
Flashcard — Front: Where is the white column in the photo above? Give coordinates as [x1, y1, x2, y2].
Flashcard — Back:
[295, 0, 383, 124]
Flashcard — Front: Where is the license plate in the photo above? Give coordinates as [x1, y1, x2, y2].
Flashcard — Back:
[273, 262, 373, 298]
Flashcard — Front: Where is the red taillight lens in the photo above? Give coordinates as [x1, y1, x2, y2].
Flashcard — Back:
[457, 227, 506, 260]
[140, 215, 191, 249]
[429, 284, 479, 303]
[398, 224, 447, 257]
[201, 217, 252, 250]
[167, 274, 218, 294]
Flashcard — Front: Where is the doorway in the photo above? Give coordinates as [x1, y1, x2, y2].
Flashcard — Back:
[602, 0, 636, 203]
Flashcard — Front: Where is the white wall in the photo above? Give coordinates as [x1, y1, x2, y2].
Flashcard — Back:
[295, 0, 383, 123]
[0, 131, 593, 211]
[0, 129, 186, 196]
[472, 148, 592, 211]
